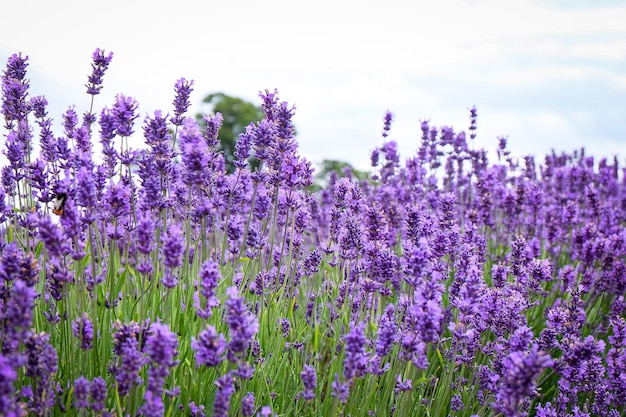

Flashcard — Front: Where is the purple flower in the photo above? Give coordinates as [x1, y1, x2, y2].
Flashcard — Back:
[0, 242, 21, 282]
[331, 373, 349, 404]
[76, 167, 97, 220]
[140, 391, 163, 417]
[4, 129, 27, 183]
[382, 111, 393, 138]
[2, 279, 36, 356]
[85, 48, 113, 96]
[370, 147, 380, 169]
[213, 373, 235, 417]
[73, 376, 90, 410]
[189, 401, 206, 417]
[0, 354, 20, 417]
[144, 323, 179, 397]
[38, 216, 69, 258]
[608, 317, 626, 404]
[143, 110, 174, 168]
[247, 119, 272, 163]
[202, 112, 223, 148]
[136, 213, 156, 255]
[225, 286, 259, 361]
[179, 117, 211, 187]
[394, 374, 412, 393]
[111, 322, 145, 396]
[339, 214, 364, 260]
[535, 402, 557, 417]
[89, 376, 107, 412]
[375, 304, 397, 357]
[24, 332, 57, 415]
[1, 53, 30, 129]
[112, 94, 138, 137]
[72, 313, 94, 350]
[257, 405, 275, 416]
[299, 364, 317, 401]
[195, 260, 220, 319]
[103, 181, 131, 220]
[234, 123, 254, 169]
[115, 336, 144, 395]
[171, 77, 194, 126]
[343, 322, 368, 380]
[192, 325, 226, 367]
[137, 155, 165, 213]
[493, 344, 553, 417]
[242, 392, 255, 416]
[162, 226, 184, 270]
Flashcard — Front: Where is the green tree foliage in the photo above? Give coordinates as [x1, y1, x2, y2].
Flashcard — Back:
[312, 159, 371, 191]
[196, 92, 265, 173]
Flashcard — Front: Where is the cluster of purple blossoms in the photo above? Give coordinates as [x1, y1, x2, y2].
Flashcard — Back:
[224, 286, 259, 361]
[171, 78, 194, 126]
[85, 48, 113, 96]
[72, 313, 94, 349]
[299, 364, 317, 401]
[141, 323, 179, 417]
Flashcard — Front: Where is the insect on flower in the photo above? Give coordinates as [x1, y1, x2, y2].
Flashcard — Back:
[51, 192, 67, 216]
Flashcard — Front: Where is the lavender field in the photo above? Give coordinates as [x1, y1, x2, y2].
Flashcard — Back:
[1, 49, 625, 417]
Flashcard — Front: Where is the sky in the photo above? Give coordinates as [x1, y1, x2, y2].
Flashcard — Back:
[1, 0, 626, 171]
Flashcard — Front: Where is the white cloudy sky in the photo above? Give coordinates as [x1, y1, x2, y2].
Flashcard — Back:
[1, 0, 625, 171]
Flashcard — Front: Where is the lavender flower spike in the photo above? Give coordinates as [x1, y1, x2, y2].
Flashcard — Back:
[225, 286, 259, 361]
[171, 77, 194, 126]
[299, 364, 317, 401]
[85, 48, 113, 96]
[213, 373, 235, 417]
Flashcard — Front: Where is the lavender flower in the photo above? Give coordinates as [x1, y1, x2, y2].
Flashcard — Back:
[136, 213, 156, 255]
[494, 344, 553, 417]
[89, 377, 107, 412]
[234, 123, 254, 169]
[382, 111, 393, 138]
[189, 401, 207, 417]
[299, 364, 317, 401]
[111, 94, 138, 137]
[171, 77, 194, 126]
[144, 323, 179, 396]
[141, 390, 164, 417]
[375, 304, 398, 358]
[192, 325, 226, 367]
[194, 260, 220, 319]
[76, 167, 97, 221]
[394, 374, 412, 393]
[72, 313, 94, 350]
[1, 53, 30, 129]
[162, 225, 184, 269]
[179, 117, 210, 186]
[331, 373, 349, 404]
[24, 332, 58, 415]
[2, 278, 35, 355]
[111, 322, 145, 396]
[0, 354, 20, 417]
[257, 405, 275, 416]
[343, 322, 368, 380]
[73, 376, 90, 410]
[213, 373, 235, 417]
[202, 112, 223, 148]
[85, 48, 113, 96]
[225, 286, 259, 361]
[103, 181, 131, 221]
[242, 392, 255, 416]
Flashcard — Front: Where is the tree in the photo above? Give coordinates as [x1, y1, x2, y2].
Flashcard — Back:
[311, 159, 371, 191]
[196, 92, 265, 173]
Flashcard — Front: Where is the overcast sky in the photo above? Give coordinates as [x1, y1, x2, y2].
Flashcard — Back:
[1, 0, 625, 171]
